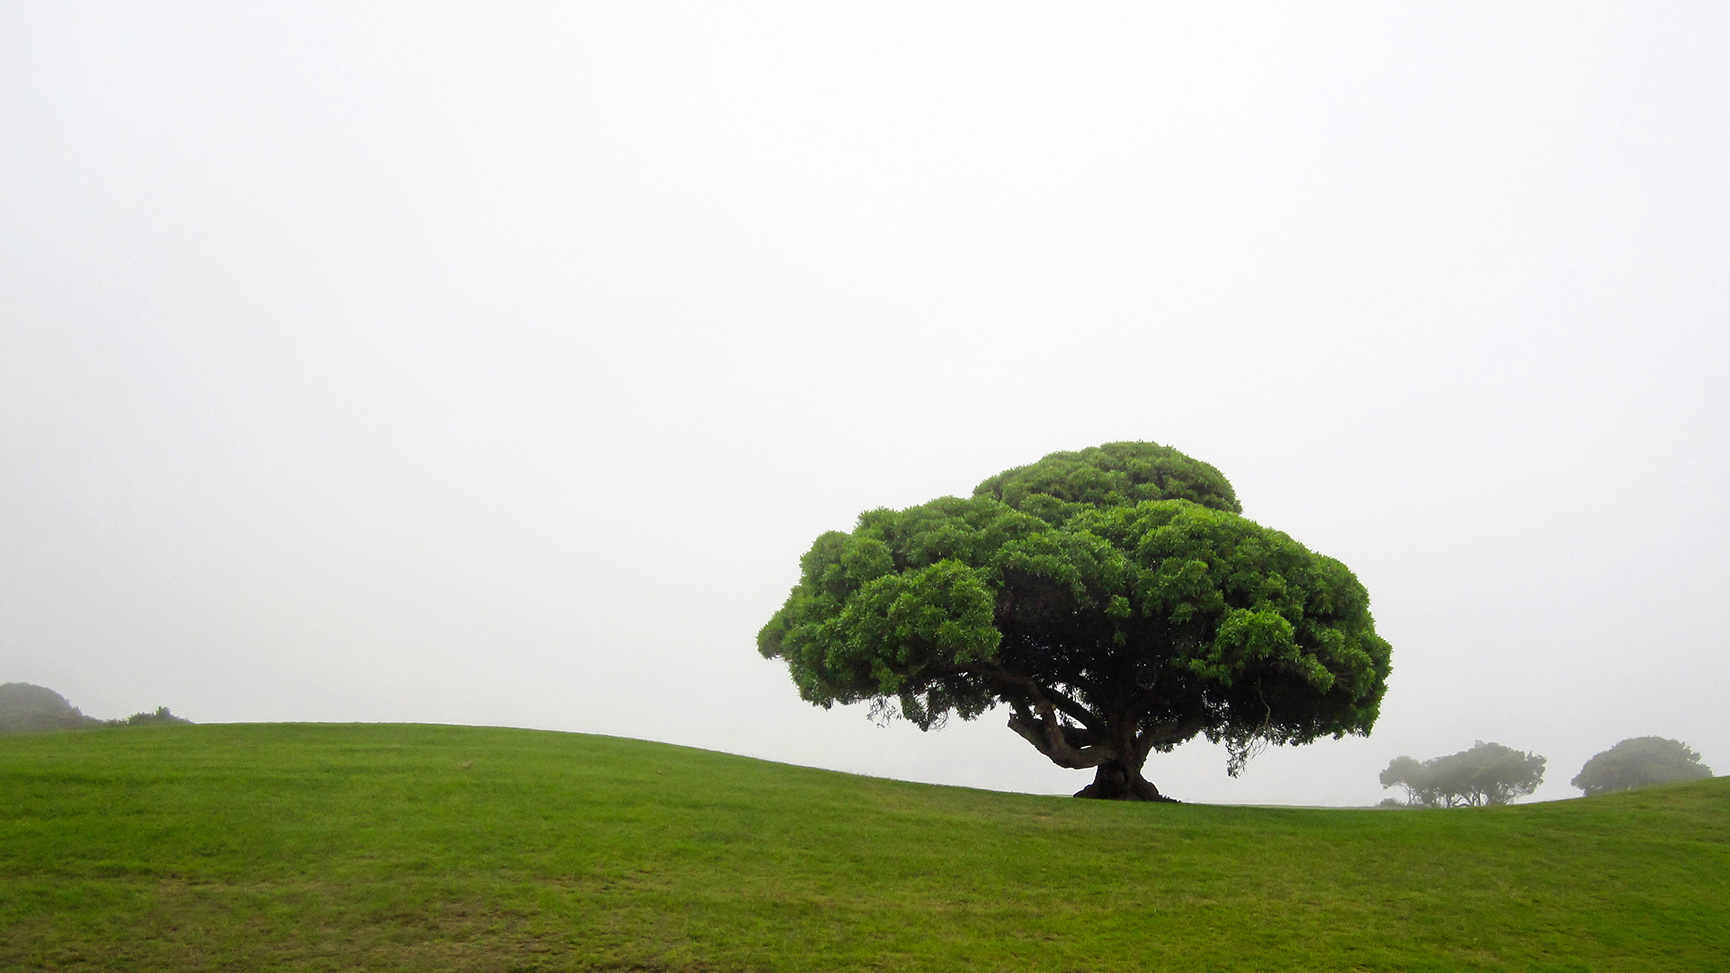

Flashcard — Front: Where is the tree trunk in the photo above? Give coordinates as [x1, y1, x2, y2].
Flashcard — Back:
[1072, 759, 1176, 802]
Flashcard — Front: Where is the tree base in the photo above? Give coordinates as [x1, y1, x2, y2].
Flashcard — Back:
[1072, 763, 1179, 802]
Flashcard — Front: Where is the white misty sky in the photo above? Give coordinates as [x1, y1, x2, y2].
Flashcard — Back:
[3, 2, 1725, 805]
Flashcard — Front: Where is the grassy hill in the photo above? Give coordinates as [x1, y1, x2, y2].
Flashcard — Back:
[0, 683, 106, 735]
[2, 724, 1725, 971]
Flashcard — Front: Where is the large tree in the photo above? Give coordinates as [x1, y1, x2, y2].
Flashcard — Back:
[1572, 737, 1713, 796]
[758, 442, 1392, 800]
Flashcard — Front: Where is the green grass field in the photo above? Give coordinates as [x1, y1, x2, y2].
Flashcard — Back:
[2, 723, 1724, 971]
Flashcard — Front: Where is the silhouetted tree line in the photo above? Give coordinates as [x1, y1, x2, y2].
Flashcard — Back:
[1378, 741, 1546, 807]
[0, 683, 190, 735]
[1380, 736, 1715, 806]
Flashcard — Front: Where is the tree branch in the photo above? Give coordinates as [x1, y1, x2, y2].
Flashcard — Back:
[986, 666, 1101, 734]
[1003, 690, 1117, 770]
[1131, 716, 1207, 765]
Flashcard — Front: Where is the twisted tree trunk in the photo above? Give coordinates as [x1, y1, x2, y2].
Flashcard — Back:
[1001, 690, 1181, 801]
[1072, 759, 1174, 801]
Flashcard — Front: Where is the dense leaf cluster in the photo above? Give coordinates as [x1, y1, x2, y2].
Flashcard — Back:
[1379, 742, 1547, 807]
[759, 443, 1392, 794]
[1572, 737, 1713, 796]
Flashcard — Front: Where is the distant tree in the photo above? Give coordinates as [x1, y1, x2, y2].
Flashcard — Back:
[1421, 749, 1482, 807]
[109, 706, 192, 727]
[1378, 754, 1428, 806]
[1456, 741, 1547, 806]
[759, 442, 1393, 801]
[1379, 741, 1546, 807]
[1572, 737, 1713, 796]
[0, 683, 103, 734]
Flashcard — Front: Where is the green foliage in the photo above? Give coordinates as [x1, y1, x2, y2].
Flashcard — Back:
[108, 706, 192, 728]
[1380, 741, 1547, 807]
[1378, 754, 1427, 805]
[973, 441, 1243, 523]
[760, 442, 1391, 797]
[4, 723, 1729, 971]
[1573, 736, 1714, 796]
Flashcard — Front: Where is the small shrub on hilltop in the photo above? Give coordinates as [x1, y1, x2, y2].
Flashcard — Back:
[109, 706, 192, 727]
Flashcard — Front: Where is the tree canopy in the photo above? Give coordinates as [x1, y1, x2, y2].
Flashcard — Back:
[758, 442, 1392, 800]
[1572, 737, 1713, 796]
[1379, 741, 1547, 807]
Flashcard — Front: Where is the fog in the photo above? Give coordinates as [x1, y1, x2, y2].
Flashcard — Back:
[4, 2, 1726, 805]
